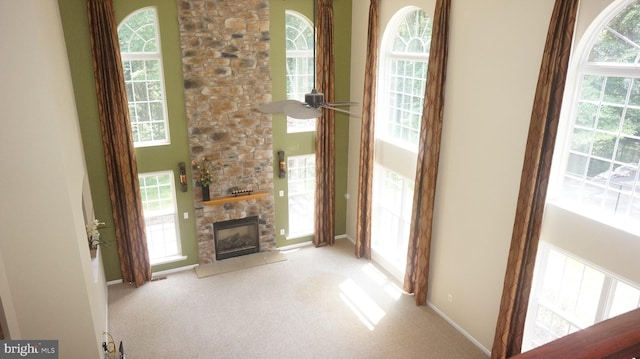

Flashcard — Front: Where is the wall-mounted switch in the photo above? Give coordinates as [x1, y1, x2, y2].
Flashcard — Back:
[183, 212, 189, 219]
[279, 229, 285, 235]
[279, 190, 284, 197]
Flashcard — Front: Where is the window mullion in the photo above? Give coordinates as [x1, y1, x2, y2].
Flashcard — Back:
[597, 276, 615, 321]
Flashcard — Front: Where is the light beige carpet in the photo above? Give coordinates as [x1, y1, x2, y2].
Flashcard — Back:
[108, 239, 489, 358]
[194, 250, 287, 278]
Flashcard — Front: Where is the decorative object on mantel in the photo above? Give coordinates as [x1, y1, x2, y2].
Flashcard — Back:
[192, 157, 224, 201]
[231, 189, 254, 197]
[85, 218, 108, 259]
[201, 191, 269, 206]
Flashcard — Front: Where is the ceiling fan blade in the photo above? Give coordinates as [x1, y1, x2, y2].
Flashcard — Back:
[257, 100, 303, 114]
[325, 101, 359, 107]
[284, 103, 322, 119]
[320, 104, 361, 118]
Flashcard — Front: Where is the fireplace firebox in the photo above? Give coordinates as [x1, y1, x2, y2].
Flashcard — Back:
[213, 216, 260, 260]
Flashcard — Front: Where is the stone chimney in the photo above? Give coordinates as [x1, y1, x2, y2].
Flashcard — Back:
[177, 0, 275, 264]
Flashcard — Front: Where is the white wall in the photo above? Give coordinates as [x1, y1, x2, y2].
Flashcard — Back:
[0, 0, 106, 357]
[349, 0, 555, 351]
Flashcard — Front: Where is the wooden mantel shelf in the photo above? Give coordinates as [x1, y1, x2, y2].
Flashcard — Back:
[202, 191, 270, 206]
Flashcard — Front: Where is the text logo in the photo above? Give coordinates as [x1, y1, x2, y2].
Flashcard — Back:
[0, 341, 58, 358]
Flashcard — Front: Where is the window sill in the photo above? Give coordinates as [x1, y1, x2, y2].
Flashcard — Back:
[546, 200, 640, 237]
[150, 255, 187, 267]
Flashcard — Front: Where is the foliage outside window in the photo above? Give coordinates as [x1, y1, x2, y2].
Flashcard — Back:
[377, 8, 432, 150]
[139, 171, 181, 263]
[118, 7, 170, 147]
[285, 11, 315, 133]
[287, 154, 315, 238]
[552, 0, 640, 233]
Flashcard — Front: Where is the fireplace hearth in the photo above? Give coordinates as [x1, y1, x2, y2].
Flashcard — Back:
[213, 216, 260, 260]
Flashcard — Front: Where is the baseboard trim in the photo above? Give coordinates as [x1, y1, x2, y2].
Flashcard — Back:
[106, 264, 199, 286]
[427, 301, 491, 356]
[278, 234, 351, 251]
[277, 241, 313, 251]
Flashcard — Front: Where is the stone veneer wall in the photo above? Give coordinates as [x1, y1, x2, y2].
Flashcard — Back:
[177, 0, 275, 264]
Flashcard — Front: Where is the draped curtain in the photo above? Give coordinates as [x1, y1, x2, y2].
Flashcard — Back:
[314, 0, 336, 247]
[403, 0, 451, 306]
[355, 0, 380, 260]
[87, 0, 151, 287]
[491, 0, 579, 357]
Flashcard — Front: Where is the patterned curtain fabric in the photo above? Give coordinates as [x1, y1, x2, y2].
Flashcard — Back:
[87, 0, 151, 287]
[355, 0, 380, 260]
[314, 0, 336, 247]
[491, 0, 579, 357]
[403, 0, 451, 306]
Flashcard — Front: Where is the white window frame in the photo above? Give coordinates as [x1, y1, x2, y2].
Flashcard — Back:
[548, 0, 640, 235]
[118, 7, 171, 148]
[285, 10, 316, 133]
[376, 6, 431, 152]
[286, 154, 315, 239]
[523, 242, 640, 351]
[371, 164, 413, 278]
[138, 170, 184, 265]
[371, 7, 432, 281]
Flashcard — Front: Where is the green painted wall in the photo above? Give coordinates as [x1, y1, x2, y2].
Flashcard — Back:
[270, 0, 352, 247]
[57, 0, 197, 281]
[57, 0, 351, 280]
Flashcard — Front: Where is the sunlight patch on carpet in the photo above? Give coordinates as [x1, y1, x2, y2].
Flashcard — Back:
[339, 278, 386, 330]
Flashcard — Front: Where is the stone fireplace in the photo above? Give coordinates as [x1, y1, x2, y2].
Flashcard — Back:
[177, 0, 276, 264]
[214, 216, 260, 260]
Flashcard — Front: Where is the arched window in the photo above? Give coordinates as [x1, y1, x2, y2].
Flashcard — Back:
[551, 0, 640, 234]
[118, 7, 170, 147]
[118, 8, 181, 264]
[524, 0, 640, 351]
[285, 11, 315, 133]
[284, 11, 316, 237]
[371, 8, 432, 277]
[377, 8, 432, 150]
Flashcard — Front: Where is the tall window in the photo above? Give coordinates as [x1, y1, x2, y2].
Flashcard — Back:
[139, 171, 181, 263]
[371, 166, 414, 271]
[377, 8, 432, 150]
[551, 0, 640, 234]
[523, 243, 640, 351]
[118, 7, 170, 147]
[371, 7, 432, 277]
[526, 0, 640, 352]
[287, 154, 315, 238]
[285, 11, 315, 133]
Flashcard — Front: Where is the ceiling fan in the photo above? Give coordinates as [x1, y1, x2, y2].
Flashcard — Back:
[257, 1, 358, 120]
[258, 90, 358, 119]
